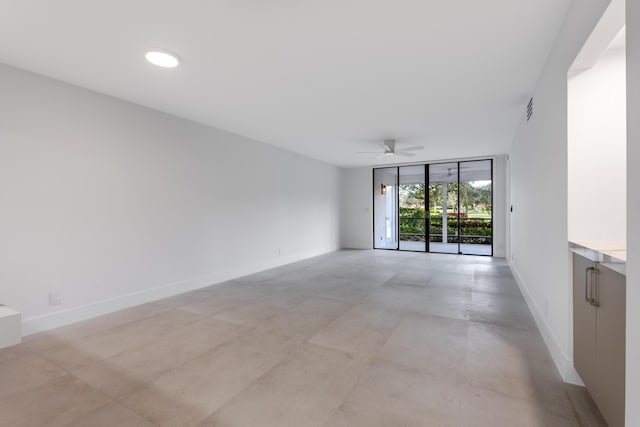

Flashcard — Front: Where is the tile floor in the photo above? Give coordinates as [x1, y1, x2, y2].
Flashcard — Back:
[0, 250, 606, 426]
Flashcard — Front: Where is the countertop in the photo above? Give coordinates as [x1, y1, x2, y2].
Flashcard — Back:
[569, 240, 626, 275]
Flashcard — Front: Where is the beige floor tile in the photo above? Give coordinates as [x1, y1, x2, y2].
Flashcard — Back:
[120, 330, 298, 427]
[377, 313, 468, 377]
[309, 303, 404, 357]
[0, 342, 31, 363]
[23, 302, 169, 352]
[469, 292, 537, 330]
[210, 282, 273, 301]
[0, 250, 605, 426]
[38, 308, 202, 370]
[445, 382, 581, 427]
[0, 352, 68, 401]
[179, 295, 252, 316]
[71, 317, 247, 397]
[361, 284, 426, 312]
[253, 296, 353, 339]
[429, 272, 475, 291]
[408, 287, 472, 320]
[472, 275, 523, 296]
[198, 343, 369, 427]
[463, 339, 578, 421]
[306, 276, 380, 302]
[326, 402, 439, 427]
[326, 359, 459, 427]
[67, 401, 155, 427]
[0, 376, 111, 427]
[465, 320, 550, 361]
[564, 384, 608, 426]
[463, 350, 539, 399]
[212, 293, 307, 327]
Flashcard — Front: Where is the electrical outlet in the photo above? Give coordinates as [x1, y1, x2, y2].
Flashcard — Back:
[49, 292, 62, 306]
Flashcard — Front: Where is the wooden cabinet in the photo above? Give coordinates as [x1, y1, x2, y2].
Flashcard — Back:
[573, 253, 626, 427]
[593, 265, 626, 427]
[573, 253, 598, 389]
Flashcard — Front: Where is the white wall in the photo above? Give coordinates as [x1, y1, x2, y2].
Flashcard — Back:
[492, 155, 507, 258]
[0, 63, 341, 335]
[568, 44, 626, 243]
[340, 155, 507, 258]
[340, 167, 373, 249]
[508, 0, 610, 384]
[626, 1, 640, 424]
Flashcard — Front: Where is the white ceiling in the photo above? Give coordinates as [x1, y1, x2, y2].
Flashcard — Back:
[0, 1, 570, 167]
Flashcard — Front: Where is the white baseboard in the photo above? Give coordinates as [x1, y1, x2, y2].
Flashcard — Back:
[509, 261, 584, 386]
[22, 247, 338, 336]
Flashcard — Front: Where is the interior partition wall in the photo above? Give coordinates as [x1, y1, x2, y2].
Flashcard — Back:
[373, 159, 493, 256]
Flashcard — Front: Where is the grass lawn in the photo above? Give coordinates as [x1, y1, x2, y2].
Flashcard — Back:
[467, 212, 491, 219]
[428, 211, 491, 220]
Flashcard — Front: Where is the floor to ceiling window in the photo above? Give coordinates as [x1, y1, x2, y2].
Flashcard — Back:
[458, 160, 493, 255]
[428, 162, 460, 254]
[373, 159, 493, 256]
[399, 165, 426, 251]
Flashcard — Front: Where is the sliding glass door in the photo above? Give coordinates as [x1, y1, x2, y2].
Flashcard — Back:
[428, 162, 460, 254]
[373, 159, 493, 256]
[399, 165, 426, 251]
[459, 160, 493, 255]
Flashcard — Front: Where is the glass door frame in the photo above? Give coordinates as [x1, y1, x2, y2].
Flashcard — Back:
[427, 161, 460, 255]
[457, 158, 493, 256]
[372, 159, 493, 257]
[396, 164, 429, 253]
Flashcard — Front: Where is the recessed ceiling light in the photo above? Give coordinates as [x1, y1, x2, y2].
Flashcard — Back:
[145, 49, 180, 68]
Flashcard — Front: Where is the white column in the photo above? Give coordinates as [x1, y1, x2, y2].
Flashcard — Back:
[626, 1, 640, 424]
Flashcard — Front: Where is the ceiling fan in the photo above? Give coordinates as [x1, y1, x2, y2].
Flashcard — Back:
[356, 139, 424, 158]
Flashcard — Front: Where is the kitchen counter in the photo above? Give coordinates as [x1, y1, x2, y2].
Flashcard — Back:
[569, 240, 626, 275]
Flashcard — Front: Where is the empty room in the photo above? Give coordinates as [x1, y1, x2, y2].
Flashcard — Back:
[0, 1, 638, 426]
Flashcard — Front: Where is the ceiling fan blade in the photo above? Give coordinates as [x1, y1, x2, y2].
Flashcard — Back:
[400, 146, 424, 152]
[376, 154, 391, 159]
[394, 152, 416, 157]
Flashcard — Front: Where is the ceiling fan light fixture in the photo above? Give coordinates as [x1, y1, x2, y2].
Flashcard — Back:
[354, 138, 425, 159]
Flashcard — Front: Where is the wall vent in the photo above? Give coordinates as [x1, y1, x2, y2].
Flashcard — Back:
[526, 98, 533, 122]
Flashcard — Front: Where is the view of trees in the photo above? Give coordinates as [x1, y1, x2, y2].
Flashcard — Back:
[399, 182, 492, 214]
[399, 181, 492, 244]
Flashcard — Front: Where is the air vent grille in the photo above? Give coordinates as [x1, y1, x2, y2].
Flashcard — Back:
[526, 98, 533, 122]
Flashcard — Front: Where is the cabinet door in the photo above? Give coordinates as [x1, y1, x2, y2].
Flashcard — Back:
[594, 266, 626, 427]
[572, 253, 597, 389]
